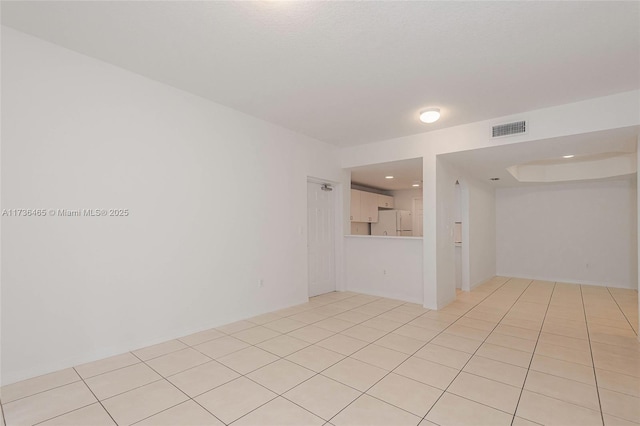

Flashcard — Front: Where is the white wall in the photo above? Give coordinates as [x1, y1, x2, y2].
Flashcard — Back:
[390, 188, 422, 212]
[467, 177, 497, 289]
[496, 178, 638, 289]
[1, 28, 342, 385]
[345, 236, 423, 303]
[436, 159, 497, 307]
[341, 91, 640, 309]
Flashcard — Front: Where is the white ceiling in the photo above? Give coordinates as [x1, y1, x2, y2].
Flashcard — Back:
[439, 126, 639, 187]
[2, 1, 638, 147]
[350, 158, 423, 191]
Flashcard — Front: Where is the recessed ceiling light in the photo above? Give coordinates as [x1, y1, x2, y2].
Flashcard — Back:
[412, 183, 420, 187]
[562, 154, 575, 159]
[419, 108, 441, 124]
[385, 175, 394, 179]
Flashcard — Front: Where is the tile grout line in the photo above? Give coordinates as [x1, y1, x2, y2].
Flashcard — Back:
[201, 294, 409, 424]
[32, 367, 121, 426]
[322, 278, 518, 425]
[0, 401, 6, 426]
[0, 378, 85, 406]
[219, 292, 454, 424]
[605, 287, 638, 336]
[227, 298, 430, 424]
[508, 281, 557, 426]
[579, 285, 606, 426]
[128, 350, 230, 426]
[417, 278, 538, 425]
[0, 291, 404, 418]
[128, 293, 405, 425]
[5, 285, 635, 425]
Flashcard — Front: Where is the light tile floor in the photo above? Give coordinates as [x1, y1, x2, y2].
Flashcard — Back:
[1, 277, 639, 425]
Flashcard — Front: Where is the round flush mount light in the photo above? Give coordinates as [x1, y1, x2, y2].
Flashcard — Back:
[419, 108, 441, 124]
[385, 175, 394, 179]
[562, 154, 575, 159]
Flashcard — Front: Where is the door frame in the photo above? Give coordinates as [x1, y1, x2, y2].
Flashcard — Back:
[457, 179, 471, 292]
[307, 176, 344, 296]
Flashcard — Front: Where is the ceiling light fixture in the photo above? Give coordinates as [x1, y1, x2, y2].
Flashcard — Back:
[489, 177, 500, 181]
[562, 154, 575, 159]
[385, 176, 394, 179]
[419, 108, 441, 124]
[412, 183, 420, 187]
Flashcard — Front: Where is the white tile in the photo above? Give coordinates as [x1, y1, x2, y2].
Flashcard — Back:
[463, 355, 528, 387]
[217, 346, 279, 374]
[332, 394, 421, 426]
[135, 400, 223, 425]
[179, 328, 225, 346]
[216, 320, 256, 334]
[284, 375, 361, 420]
[316, 333, 368, 356]
[146, 347, 211, 377]
[367, 373, 442, 417]
[286, 345, 345, 372]
[414, 343, 472, 369]
[322, 358, 387, 392]
[350, 344, 409, 370]
[0, 368, 80, 403]
[232, 397, 325, 426]
[426, 392, 513, 426]
[448, 372, 521, 414]
[194, 377, 276, 424]
[232, 325, 281, 344]
[194, 336, 250, 359]
[38, 403, 115, 426]
[85, 363, 161, 400]
[256, 334, 311, 357]
[288, 325, 335, 344]
[247, 359, 315, 394]
[75, 353, 140, 378]
[3, 382, 96, 426]
[167, 360, 239, 398]
[101, 380, 188, 425]
[133, 340, 188, 362]
[516, 390, 602, 426]
[394, 356, 459, 390]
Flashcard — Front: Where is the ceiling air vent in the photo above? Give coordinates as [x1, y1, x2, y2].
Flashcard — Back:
[492, 120, 526, 138]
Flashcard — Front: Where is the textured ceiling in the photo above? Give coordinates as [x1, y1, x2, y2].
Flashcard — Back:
[2, 1, 639, 146]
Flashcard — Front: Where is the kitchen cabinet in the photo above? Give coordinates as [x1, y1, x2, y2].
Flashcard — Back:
[350, 189, 361, 221]
[350, 189, 379, 223]
[361, 191, 379, 223]
[351, 222, 369, 235]
[377, 194, 394, 209]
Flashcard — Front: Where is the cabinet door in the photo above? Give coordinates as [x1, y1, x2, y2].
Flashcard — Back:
[350, 222, 369, 235]
[350, 189, 361, 222]
[361, 192, 379, 223]
[377, 194, 394, 209]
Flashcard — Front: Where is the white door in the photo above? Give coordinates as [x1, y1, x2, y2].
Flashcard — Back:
[308, 181, 335, 297]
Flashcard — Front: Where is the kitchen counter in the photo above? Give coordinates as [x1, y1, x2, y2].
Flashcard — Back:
[345, 235, 423, 240]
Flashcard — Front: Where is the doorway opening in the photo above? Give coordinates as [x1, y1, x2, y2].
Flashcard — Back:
[307, 179, 336, 297]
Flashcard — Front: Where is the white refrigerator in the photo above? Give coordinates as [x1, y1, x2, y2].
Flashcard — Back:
[371, 210, 413, 236]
